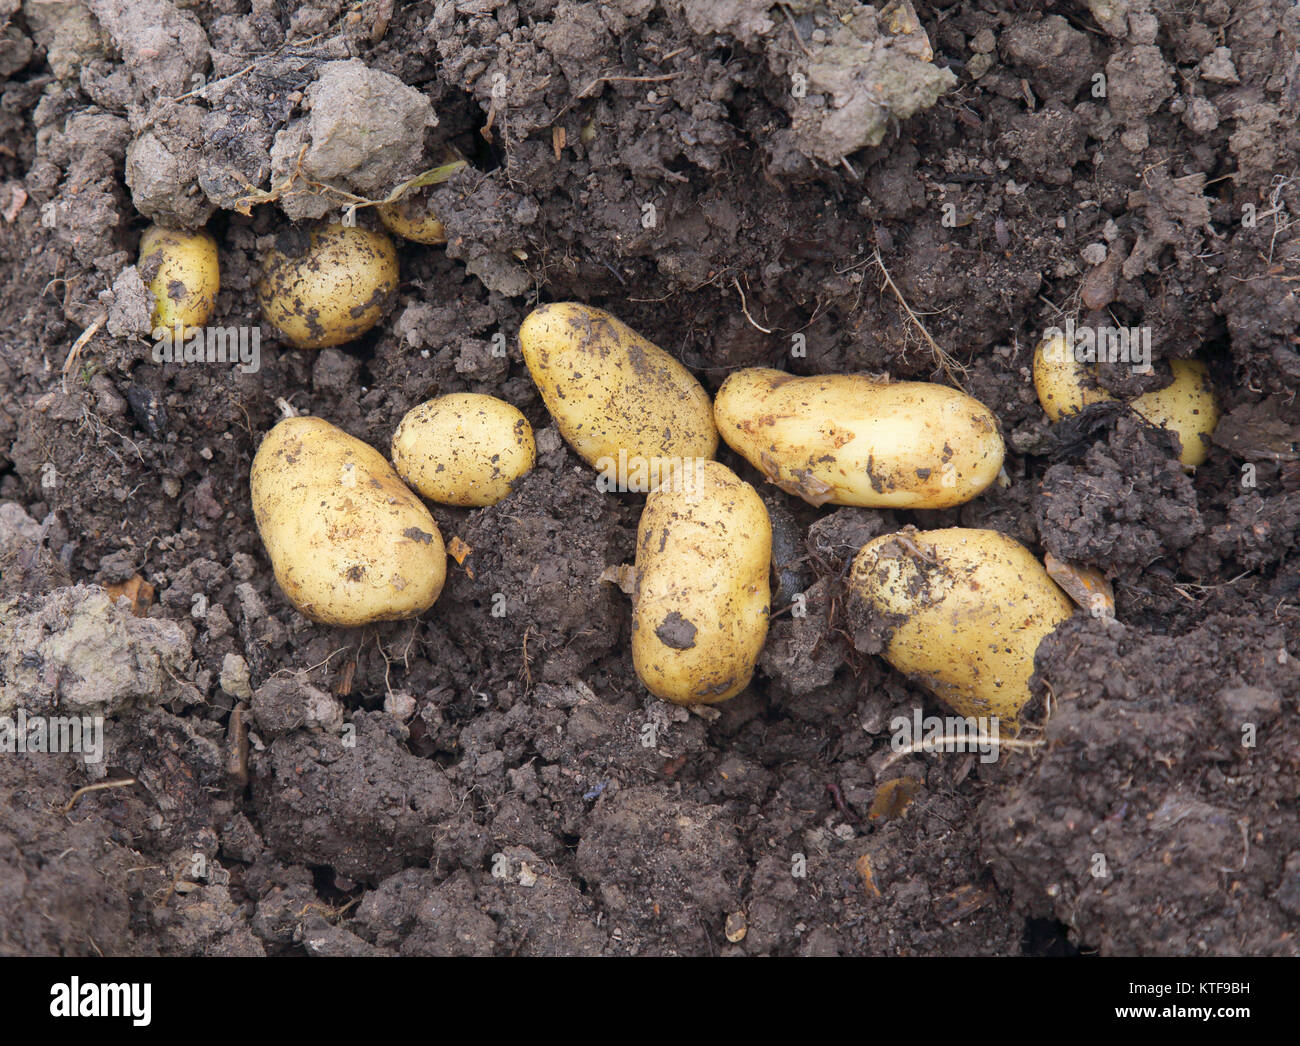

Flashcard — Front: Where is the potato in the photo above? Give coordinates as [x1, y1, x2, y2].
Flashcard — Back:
[139, 224, 220, 336]
[1032, 334, 1116, 422]
[391, 393, 536, 507]
[1032, 339, 1218, 467]
[632, 460, 770, 705]
[1130, 360, 1219, 468]
[377, 193, 447, 245]
[251, 416, 446, 626]
[850, 528, 1074, 726]
[713, 369, 1004, 508]
[258, 222, 398, 349]
[519, 302, 717, 485]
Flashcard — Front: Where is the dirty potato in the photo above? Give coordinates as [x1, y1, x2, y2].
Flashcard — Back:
[258, 222, 398, 348]
[850, 528, 1074, 727]
[632, 460, 770, 705]
[251, 416, 447, 626]
[391, 393, 536, 507]
[714, 369, 1004, 508]
[377, 192, 447, 245]
[519, 302, 717, 484]
[1032, 338, 1218, 467]
[139, 224, 220, 335]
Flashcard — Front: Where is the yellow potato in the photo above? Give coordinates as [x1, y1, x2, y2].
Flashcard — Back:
[1032, 337, 1218, 467]
[1032, 334, 1116, 422]
[519, 302, 717, 486]
[1130, 360, 1219, 468]
[139, 224, 220, 336]
[713, 369, 1004, 508]
[377, 193, 447, 245]
[391, 393, 536, 507]
[251, 416, 447, 626]
[258, 222, 398, 349]
[632, 460, 770, 705]
[850, 528, 1074, 726]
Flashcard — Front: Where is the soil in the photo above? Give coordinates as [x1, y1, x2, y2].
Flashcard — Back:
[1, 0, 1298, 956]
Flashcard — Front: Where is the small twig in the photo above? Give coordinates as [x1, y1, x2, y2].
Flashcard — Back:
[62, 310, 108, 394]
[62, 778, 138, 814]
[872, 248, 968, 388]
[732, 277, 773, 333]
[780, 3, 814, 59]
[876, 736, 1043, 776]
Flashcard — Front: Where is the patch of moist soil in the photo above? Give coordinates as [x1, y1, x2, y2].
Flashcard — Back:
[1, 1, 1299, 955]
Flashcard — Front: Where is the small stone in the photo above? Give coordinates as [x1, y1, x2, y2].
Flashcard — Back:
[1081, 242, 1108, 266]
[970, 28, 996, 54]
[1199, 47, 1239, 85]
[220, 653, 253, 700]
[967, 51, 994, 79]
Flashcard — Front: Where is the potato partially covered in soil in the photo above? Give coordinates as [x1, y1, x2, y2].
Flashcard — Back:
[632, 460, 770, 704]
[519, 302, 717, 484]
[391, 393, 536, 507]
[714, 369, 1004, 508]
[1032, 336, 1219, 467]
[851, 528, 1073, 727]
[139, 224, 220, 335]
[377, 192, 447, 245]
[257, 222, 398, 348]
[251, 416, 446, 626]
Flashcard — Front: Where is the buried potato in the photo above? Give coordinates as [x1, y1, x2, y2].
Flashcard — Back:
[1032, 335, 1219, 467]
[139, 224, 220, 336]
[519, 302, 717, 485]
[258, 222, 398, 349]
[391, 393, 536, 507]
[251, 416, 447, 626]
[850, 527, 1074, 727]
[632, 460, 770, 705]
[714, 369, 1004, 508]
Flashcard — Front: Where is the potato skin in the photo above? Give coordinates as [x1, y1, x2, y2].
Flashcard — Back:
[139, 225, 220, 335]
[850, 528, 1073, 727]
[519, 302, 718, 478]
[377, 196, 447, 245]
[714, 369, 1004, 509]
[391, 393, 536, 507]
[257, 223, 397, 349]
[1032, 335, 1116, 422]
[1130, 359, 1219, 468]
[632, 461, 770, 705]
[251, 416, 446, 626]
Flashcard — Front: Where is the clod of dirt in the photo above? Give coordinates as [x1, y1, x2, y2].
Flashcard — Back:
[251, 711, 457, 882]
[268, 59, 436, 220]
[249, 672, 344, 738]
[124, 104, 215, 228]
[0, 585, 191, 716]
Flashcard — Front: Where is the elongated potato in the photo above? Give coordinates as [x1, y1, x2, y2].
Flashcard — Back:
[391, 393, 535, 507]
[1032, 338, 1218, 467]
[851, 528, 1073, 726]
[714, 369, 1004, 508]
[258, 223, 397, 349]
[139, 225, 220, 336]
[251, 416, 446, 626]
[632, 460, 770, 704]
[519, 303, 717, 484]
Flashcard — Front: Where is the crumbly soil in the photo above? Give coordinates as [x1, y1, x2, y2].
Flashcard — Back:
[1, 0, 1298, 956]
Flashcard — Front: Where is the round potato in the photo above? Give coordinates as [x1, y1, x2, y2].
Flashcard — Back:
[258, 222, 398, 349]
[1032, 338, 1218, 467]
[377, 192, 447, 245]
[391, 393, 536, 507]
[1129, 360, 1219, 468]
[632, 460, 771, 705]
[139, 224, 220, 336]
[850, 527, 1074, 727]
[519, 302, 717, 487]
[251, 416, 446, 626]
[714, 369, 1004, 509]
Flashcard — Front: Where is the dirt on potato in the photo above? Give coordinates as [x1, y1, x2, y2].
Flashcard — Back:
[1, 0, 1298, 957]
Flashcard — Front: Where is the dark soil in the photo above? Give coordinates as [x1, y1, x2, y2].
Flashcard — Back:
[1, 0, 1298, 956]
